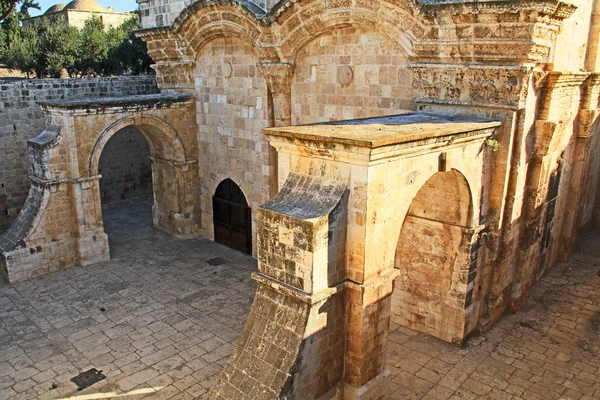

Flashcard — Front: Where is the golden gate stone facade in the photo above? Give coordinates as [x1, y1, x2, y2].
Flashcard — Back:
[2, 0, 600, 398]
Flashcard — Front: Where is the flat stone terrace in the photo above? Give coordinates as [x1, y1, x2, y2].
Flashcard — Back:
[0, 201, 257, 400]
[0, 202, 598, 399]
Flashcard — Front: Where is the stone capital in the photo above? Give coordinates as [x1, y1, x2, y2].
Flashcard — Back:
[257, 62, 295, 95]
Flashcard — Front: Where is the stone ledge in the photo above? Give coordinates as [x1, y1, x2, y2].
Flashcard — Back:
[37, 93, 195, 113]
[263, 113, 501, 149]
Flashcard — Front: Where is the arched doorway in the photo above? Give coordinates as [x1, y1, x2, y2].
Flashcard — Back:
[392, 170, 477, 343]
[98, 126, 153, 211]
[213, 179, 252, 254]
[97, 126, 155, 249]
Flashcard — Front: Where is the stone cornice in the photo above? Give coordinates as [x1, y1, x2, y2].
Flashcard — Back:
[37, 94, 195, 115]
[418, 0, 577, 18]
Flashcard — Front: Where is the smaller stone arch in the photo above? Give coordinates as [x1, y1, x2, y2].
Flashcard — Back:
[280, 8, 418, 61]
[174, 4, 278, 62]
[89, 115, 186, 176]
[392, 169, 479, 344]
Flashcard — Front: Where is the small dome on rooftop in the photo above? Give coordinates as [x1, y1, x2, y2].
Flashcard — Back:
[44, 3, 67, 14]
[64, 0, 110, 12]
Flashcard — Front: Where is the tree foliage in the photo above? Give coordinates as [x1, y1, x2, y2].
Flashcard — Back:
[0, 15, 153, 78]
[0, 0, 39, 23]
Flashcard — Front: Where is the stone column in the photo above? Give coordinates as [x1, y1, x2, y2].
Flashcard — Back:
[257, 62, 295, 197]
[257, 62, 294, 127]
[151, 158, 199, 238]
[71, 175, 110, 267]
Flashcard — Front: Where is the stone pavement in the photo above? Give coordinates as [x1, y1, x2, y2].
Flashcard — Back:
[0, 202, 598, 399]
[388, 230, 600, 400]
[0, 202, 257, 400]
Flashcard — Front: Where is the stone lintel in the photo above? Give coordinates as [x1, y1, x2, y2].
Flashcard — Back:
[37, 93, 195, 115]
[545, 72, 591, 88]
[263, 113, 500, 150]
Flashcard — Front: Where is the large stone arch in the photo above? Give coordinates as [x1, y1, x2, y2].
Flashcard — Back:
[290, 22, 414, 124]
[392, 169, 479, 343]
[193, 34, 271, 255]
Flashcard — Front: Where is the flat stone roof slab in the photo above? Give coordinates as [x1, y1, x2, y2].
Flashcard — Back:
[263, 113, 501, 148]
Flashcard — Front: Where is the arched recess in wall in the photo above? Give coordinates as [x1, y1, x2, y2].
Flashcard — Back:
[290, 23, 414, 125]
[392, 169, 477, 344]
[213, 178, 252, 254]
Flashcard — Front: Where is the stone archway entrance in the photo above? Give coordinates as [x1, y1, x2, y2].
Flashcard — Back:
[392, 170, 476, 344]
[213, 179, 252, 254]
[98, 126, 153, 211]
[0, 94, 199, 283]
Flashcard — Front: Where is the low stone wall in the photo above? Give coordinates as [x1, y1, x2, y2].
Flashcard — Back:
[0, 76, 159, 233]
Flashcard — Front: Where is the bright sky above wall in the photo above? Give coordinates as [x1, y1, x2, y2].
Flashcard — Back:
[30, 0, 139, 16]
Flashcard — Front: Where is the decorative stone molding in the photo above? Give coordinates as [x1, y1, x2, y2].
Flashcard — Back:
[257, 62, 294, 95]
[257, 62, 295, 126]
[411, 64, 531, 110]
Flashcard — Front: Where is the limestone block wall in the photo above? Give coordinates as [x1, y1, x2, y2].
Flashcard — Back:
[138, 0, 195, 29]
[0, 76, 158, 234]
[66, 11, 135, 29]
[194, 37, 271, 253]
[291, 28, 414, 124]
[98, 126, 153, 210]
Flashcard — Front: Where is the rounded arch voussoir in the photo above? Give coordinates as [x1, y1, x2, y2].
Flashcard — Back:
[89, 115, 187, 176]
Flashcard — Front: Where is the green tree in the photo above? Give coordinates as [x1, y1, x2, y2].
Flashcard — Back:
[73, 16, 108, 77]
[0, 14, 154, 78]
[0, 0, 39, 23]
[2, 22, 36, 77]
[105, 16, 153, 76]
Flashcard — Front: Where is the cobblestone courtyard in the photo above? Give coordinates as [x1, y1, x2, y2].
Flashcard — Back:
[0, 202, 599, 399]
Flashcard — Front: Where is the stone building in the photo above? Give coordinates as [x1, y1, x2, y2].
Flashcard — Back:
[22, 0, 134, 29]
[1, 0, 600, 398]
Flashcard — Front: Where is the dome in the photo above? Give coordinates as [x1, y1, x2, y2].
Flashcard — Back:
[64, 0, 110, 12]
[44, 3, 67, 14]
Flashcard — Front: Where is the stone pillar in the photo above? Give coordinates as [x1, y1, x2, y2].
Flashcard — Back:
[586, 0, 600, 72]
[208, 173, 348, 400]
[71, 175, 110, 267]
[257, 62, 294, 127]
[151, 158, 199, 238]
[257, 62, 295, 197]
[562, 74, 600, 245]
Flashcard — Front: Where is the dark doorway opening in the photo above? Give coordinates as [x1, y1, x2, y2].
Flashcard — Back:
[98, 126, 153, 211]
[213, 179, 252, 254]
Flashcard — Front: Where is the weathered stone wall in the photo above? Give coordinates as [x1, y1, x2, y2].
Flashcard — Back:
[0, 76, 158, 234]
[194, 37, 271, 253]
[291, 28, 413, 124]
[98, 126, 153, 210]
[553, 0, 593, 71]
[1, 94, 199, 283]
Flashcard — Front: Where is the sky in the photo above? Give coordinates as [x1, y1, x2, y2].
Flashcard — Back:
[30, 0, 139, 16]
